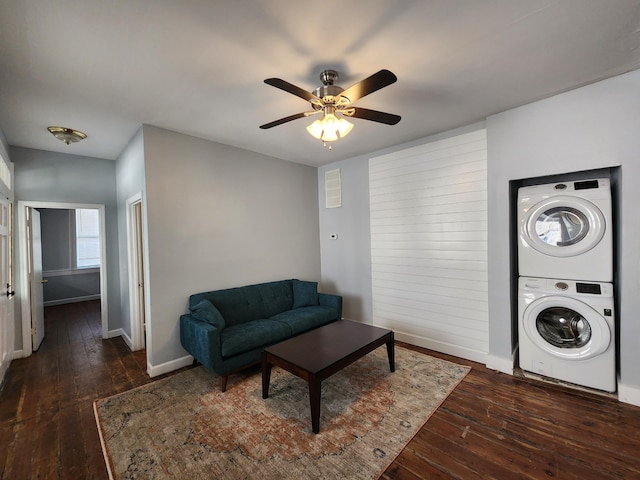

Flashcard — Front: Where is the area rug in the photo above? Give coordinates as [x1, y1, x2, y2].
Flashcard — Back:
[94, 346, 469, 480]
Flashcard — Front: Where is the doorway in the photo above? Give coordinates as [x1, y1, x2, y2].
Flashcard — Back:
[126, 193, 147, 351]
[18, 201, 108, 356]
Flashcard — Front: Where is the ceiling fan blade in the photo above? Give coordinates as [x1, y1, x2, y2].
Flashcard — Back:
[264, 78, 321, 104]
[259, 112, 310, 129]
[345, 107, 401, 125]
[337, 70, 397, 104]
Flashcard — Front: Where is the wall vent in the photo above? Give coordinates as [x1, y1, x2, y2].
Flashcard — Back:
[325, 168, 342, 208]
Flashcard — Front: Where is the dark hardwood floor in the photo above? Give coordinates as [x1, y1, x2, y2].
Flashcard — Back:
[1, 300, 639, 479]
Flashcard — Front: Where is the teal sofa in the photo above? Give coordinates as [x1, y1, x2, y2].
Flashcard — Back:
[179, 279, 342, 391]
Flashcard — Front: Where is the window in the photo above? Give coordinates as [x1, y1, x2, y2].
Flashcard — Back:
[76, 209, 100, 268]
[0, 152, 10, 190]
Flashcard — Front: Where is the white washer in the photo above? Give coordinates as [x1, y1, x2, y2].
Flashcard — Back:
[518, 277, 615, 392]
[517, 178, 613, 282]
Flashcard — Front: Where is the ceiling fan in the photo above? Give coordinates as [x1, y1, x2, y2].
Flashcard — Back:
[260, 69, 401, 147]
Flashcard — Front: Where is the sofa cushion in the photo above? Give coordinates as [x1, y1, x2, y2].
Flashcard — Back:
[190, 299, 225, 330]
[220, 319, 292, 358]
[270, 306, 337, 335]
[193, 280, 294, 327]
[292, 279, 319, 308]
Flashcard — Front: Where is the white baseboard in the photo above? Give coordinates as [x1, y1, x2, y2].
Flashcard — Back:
[108, 328, 133, 350]
[618, 382, 640, 407]
[392, 330, 488, 365]
[12, 349, 26, 360]
[486, 353, 515, 375]
[44, 294, 101, 307]
[147, 355, 194, 378]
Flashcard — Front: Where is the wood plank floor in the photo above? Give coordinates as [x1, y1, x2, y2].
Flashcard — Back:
[1, 300, 640, 479]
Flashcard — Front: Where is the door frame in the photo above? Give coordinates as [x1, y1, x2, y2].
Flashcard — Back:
[18, 201, 108, 355]
[126, 193, 148, 351]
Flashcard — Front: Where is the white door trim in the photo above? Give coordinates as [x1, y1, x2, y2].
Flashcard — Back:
[18, 201, 109, 355]
[126, 193, 147, 351]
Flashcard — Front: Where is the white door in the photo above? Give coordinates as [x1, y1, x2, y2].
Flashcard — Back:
[0, 197, 14, 383]
[28, 208, 45, 350]
[134, 202, 146, 345]
[127, 196, 146, 351]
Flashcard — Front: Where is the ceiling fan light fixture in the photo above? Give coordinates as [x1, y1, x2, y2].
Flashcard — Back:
[47, 126, 87, 145]
[261, 68, 399, 148]
[306, 112, 353, 142]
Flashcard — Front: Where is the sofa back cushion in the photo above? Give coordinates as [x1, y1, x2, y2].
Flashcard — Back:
[292, 279, 319, 308]
[190, 280, 294, 328]
[189, 299, 226, 330]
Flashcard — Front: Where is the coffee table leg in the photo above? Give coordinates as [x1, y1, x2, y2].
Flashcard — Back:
[309, 376, 321, 434]
[262, 352, 272, 399]
[386, 332, 395, 372]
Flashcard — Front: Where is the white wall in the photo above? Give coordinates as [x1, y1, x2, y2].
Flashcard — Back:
[487, 69, 640, 399]
[141, 126, 322, 372]
[318, 123, 485, 325]
[369, 130, 489, 363]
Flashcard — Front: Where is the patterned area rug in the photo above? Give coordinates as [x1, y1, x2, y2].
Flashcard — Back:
[94, 346, 469, 479]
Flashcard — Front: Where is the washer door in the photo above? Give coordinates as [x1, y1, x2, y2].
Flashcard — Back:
[522, 296, 611, 360]
[523, 196, 605, 257]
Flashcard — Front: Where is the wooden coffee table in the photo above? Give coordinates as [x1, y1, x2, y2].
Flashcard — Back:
[261, 319, 394, 434]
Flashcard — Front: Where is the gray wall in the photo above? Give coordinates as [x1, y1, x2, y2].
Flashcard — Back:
[318, 69, 640, 398]
[39, 209, 73, 271]
[11, 147, 121, 348]
[115, 128, 146, 340]
[317, 156, 372, 323]
[141, 126, 321, 368]
[486, 69, 640, 392]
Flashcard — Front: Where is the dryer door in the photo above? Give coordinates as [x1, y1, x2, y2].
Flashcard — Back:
[523, 196, 605, 257]
[522, 296, 611, 360]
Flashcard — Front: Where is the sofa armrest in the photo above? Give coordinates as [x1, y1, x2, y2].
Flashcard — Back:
[179, 314, 223, 372]
[318, 293, 343, 320]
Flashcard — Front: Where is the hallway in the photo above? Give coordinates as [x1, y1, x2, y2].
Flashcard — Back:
[0, 301, 149, 479]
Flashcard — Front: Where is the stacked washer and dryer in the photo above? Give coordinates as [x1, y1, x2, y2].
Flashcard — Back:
[517, 178, 616, 392]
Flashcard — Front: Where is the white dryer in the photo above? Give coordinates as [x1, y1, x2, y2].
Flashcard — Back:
[518, 277, 615, 392]
[517, 178, 613, 282]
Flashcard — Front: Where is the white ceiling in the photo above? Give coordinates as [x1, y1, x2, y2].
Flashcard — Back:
[1, 0, 639, 167]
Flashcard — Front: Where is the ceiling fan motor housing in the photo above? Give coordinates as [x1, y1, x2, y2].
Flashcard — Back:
[313, 84, 345, 102]
[312, 69, 346, 107]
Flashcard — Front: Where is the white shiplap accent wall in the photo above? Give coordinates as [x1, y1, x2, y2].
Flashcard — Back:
[369, 129, 489, 363]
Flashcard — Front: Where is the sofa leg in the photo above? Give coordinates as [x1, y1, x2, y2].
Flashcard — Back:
[220, 375, 229, 392]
